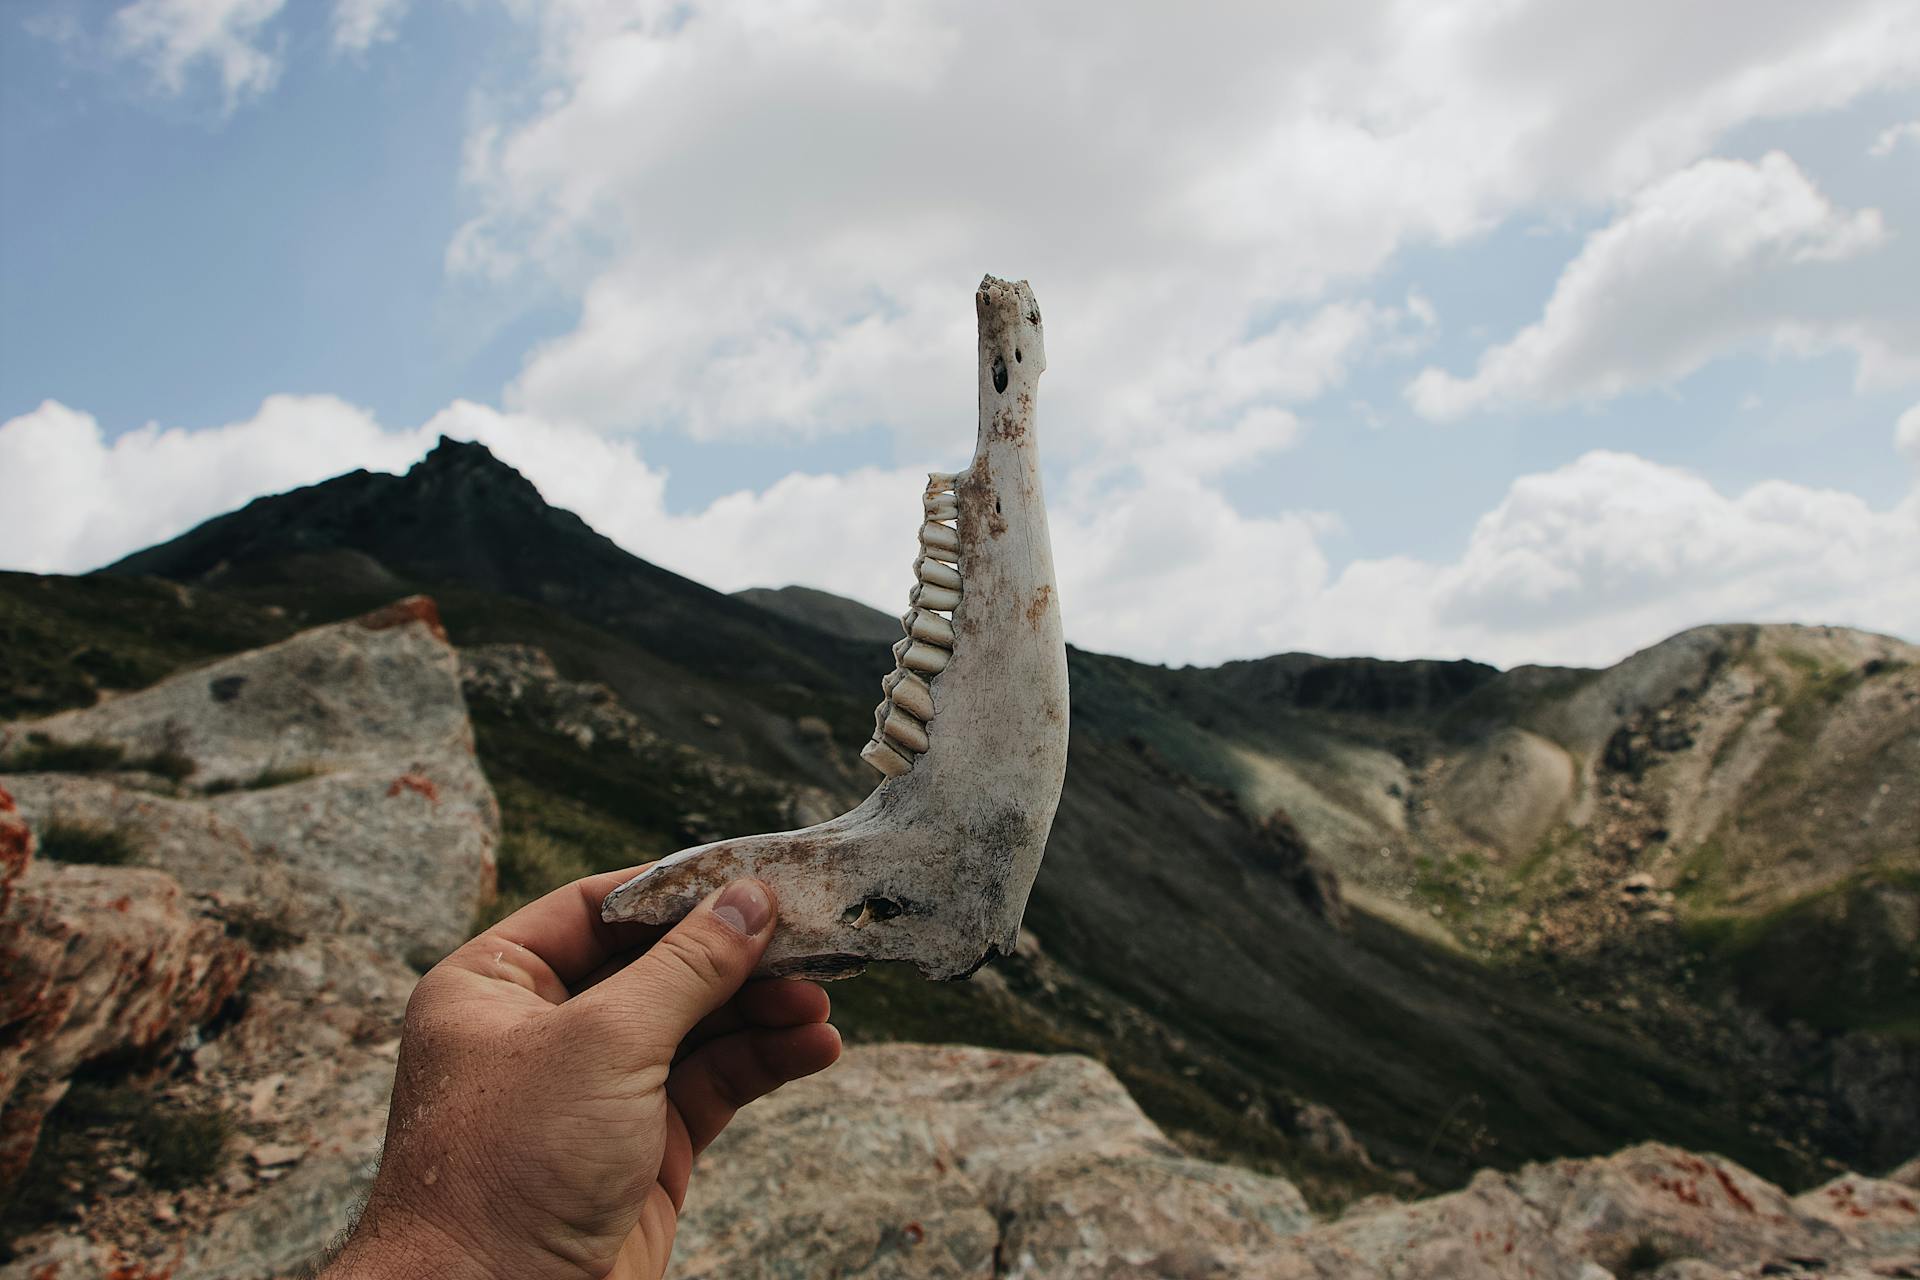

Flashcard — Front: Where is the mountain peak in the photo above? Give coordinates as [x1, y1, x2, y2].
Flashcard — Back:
[403, 435, 547, 511]
[413, 435, 504, 474]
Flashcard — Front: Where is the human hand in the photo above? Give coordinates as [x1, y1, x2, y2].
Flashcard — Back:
[323, 868, 841, 1280]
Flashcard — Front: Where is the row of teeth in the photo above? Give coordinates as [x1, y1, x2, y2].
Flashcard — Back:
[861, 472, 963, 777]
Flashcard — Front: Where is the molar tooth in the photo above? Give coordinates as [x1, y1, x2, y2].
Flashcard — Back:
[916, 558, 962, 590]
[860, 737, 913, 777]
[893, 636, 913, 662]
[923, 494, 959, 521]
[910, 583, 962, 612]
[881, 706, 930, 753]
[885, 670, 936, 720]
[900, 641, 951, 675]
[903, 608, 955, 647]
[919, 522, 960, 559]
[926, 472, 960, 494]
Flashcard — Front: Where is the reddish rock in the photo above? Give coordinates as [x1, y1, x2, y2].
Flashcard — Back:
[1797, 1171, 1920, 1256]
[0, 782, 30, 915]
[0, 863, 250, 1191]
[354, 595, 448, 643]
[384, 772, 439, 804]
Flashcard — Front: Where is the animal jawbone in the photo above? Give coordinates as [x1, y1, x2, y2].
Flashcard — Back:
[600, 276, 1070, 982]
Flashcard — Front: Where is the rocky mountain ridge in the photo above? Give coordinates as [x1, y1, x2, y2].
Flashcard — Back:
[1, 602, 1914, 1278]
[1, 438, 1912, 1194]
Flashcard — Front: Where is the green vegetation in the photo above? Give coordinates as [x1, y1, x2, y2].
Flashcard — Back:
[1408, 850, 1490, 920]
[1773, 656, 1862, 740]
[2, 735, 127, 772]
[36, 818, 139, 866]
[138, 1101, 231, 1189]
[0, 1080, 231, 1249]
[470, 706, 792, 924]
[0, 732, 195, 782]
[480, 826, 607, 929]
[7, 559, 1907, 1205]
[1674, 838, 1730, 907]
[0, 571, 294, 720]
[1683, 867, 1920, 1038]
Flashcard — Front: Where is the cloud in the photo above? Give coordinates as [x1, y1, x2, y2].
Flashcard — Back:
[110, 0, 287, 108]
[331, 0, 408, 53]
[454, 1, 1920, 458]
[0, 397, 433, 574]
[1407, 153, 1900, 421]
[1898, 402, 1920, 466]
[1869, 119, 1920, 156]
[1416, 451, 1919, 653]
[7, 398, 1914, 671]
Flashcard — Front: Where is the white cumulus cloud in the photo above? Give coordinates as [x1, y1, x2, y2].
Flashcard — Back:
[1407, 153, 1900, 421]
[454, 1, 1920, 460]
[7, 398, 1915, 671]
[1897, 402, 1920, 466]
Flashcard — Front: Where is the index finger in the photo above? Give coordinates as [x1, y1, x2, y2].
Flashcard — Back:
[462, 863, 665, 990]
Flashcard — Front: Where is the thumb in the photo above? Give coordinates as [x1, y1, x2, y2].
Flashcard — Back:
[582, 879, 777, 1054]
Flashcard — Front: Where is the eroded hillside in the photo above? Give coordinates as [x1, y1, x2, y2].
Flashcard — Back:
[2, 439, 1913, 1207]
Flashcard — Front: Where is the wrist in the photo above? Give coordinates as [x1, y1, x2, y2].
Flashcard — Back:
[321, 1197, 499, 1280]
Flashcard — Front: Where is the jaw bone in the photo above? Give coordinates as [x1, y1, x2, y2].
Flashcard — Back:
[602, 277, 1069, 981]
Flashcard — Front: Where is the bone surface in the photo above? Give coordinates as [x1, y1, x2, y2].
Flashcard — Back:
[603, 276, 1070, 981]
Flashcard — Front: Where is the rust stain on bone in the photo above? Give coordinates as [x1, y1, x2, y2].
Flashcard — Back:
[1025, 584, 1053, 629]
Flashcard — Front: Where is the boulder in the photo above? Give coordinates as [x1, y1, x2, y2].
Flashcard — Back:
[668, 1044, 1315, 1279]
[1273, 1143, 1883, 1279]
[1, 775, 291, 916]
[1795, 1171, 1920, 1257]
[2, 597, 497, 953]
[0, 860, 250, 1189]
[0, 600, 495, 1263]
[674, 1076, 1920, 1280]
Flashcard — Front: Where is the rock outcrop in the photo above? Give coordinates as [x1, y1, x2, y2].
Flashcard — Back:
[669, 1044, 1315, 1279]
[2, 596, 497, 954]
[0, 859, 250, 1191]
[4, 595, 1917, 1277]
[671, 1046, 1920, 1280]
[0, 600, 497, 1274]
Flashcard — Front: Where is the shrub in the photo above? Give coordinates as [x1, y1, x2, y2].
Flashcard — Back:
[0, 733, 196, 781]
[136, 1104, 231, 1189]
[0, 1082, 230, 1244]
[221, 903, 303, 951]
[133, 747, 197, 783]
[4, 734, 126, 772]
[36, 819, 138, 866]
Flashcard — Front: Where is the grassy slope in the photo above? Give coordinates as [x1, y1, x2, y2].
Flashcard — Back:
[2, 570, 1836, 1199]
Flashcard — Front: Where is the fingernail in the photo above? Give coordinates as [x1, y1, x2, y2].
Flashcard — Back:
[712, 879, 773, 937]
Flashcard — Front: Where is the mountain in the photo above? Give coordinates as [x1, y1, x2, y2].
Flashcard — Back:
[15, 438, 1907, 1189]
[732, 585, 901, 646]
[107, 437, 879, 699]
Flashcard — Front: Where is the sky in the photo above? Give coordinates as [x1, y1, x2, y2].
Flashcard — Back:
[2, 0, 1918, 671]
